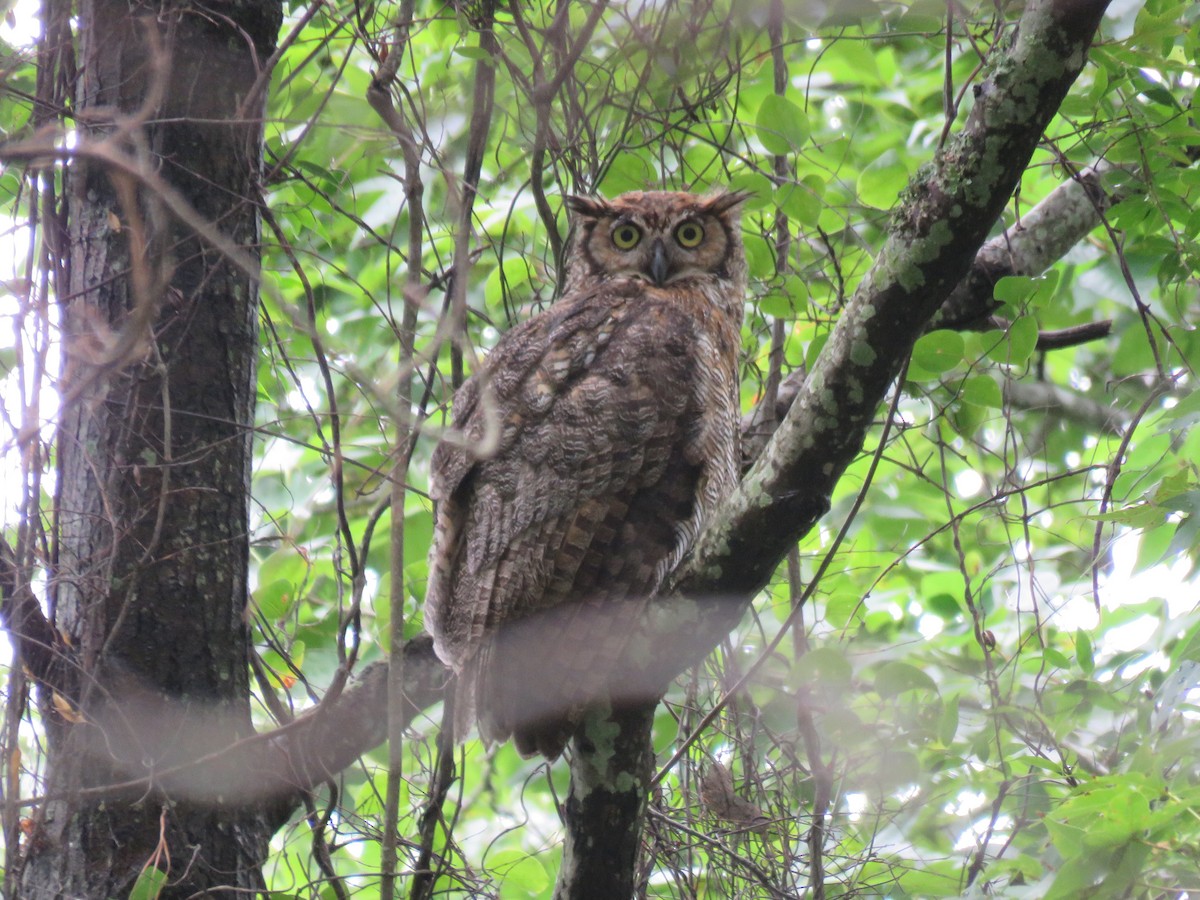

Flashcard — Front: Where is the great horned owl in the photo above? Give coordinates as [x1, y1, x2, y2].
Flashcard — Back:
[425, 189, 748, 759]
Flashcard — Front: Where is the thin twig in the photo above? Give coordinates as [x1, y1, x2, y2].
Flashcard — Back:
[371, 1, 423, 896]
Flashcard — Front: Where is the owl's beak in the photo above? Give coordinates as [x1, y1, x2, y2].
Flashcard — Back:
[649, 239, 670, 286]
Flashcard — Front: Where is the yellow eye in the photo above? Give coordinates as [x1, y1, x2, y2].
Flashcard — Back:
[675, 221, 705, 248]
[611, 223, 642, 250]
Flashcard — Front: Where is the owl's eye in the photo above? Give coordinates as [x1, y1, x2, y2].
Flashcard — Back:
[674, 221, 705, 248]
[611, 223, 642, 250]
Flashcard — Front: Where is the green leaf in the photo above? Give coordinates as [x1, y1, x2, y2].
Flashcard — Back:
[1161, 387, 1200, 424]
[1156, 469, 1197, 504]
[911, 330, 965, 374]
[1112, 320, 1156, 376]
[894, 864, 963, 897]
[924, 592, 961, 618]
[871, 748, 921, 791]
[856, 151, 909, 209]
[404, 508, 434, 569]
[261, 641, 305, 689]
[727, 171, 774, 209]
[1135, 522, 1175, 571]
[1044, 854, 1101, 899]
[128, 866, 168, 900]
[920, 571, 963, 619]
[1087, 502, 1164, 528]
[775, 179, 823, 223]
[252, 579, 295, 621]
[741, 232, 775, 278]
[1135, 69, 1183, 110]
[874, 660, 938, 697]
[937, 695, 959, 743]
[255, 549, 307, 593]
[795, 647, 853, 687]
[960, 374, 1002, 408]
[453, 45, 493, 61]
[804, 330, 829, 371]
[754, 94, 810, 155]
[484, 255, 534, 307]
[759, 292, 793, 319]
[1044, 647, 1072, 669]
[1075, 629, 1095, 676]
[992, 276, 1032, 305]
[599, 153, 653, 195]
[950, 402, 984, 437]
[1006, 316, 1040, 367]
[1165, 510, 1200, 563]
[493, 850, 551, 897]
[991, 270, 1060, 312]
[759, 276, 808, 318]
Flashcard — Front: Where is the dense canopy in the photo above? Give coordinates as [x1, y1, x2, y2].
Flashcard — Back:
[1, 1, 1199, 897]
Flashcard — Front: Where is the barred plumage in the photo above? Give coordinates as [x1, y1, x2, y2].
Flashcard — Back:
[426, 189, 748, 758]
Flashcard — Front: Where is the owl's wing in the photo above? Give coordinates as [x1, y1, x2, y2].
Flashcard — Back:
[426, 283, 716, 756]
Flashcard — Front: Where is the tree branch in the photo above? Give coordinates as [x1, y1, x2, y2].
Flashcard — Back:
[741, 160, 1128, 468]
[15, 635, 447, 833]
[1003, 378, 1129, 435]
[933, 160, 1134, 331]
[264, 635, 446, 830]
[0, 539, 68, 691]
[556, 702, 656, 900]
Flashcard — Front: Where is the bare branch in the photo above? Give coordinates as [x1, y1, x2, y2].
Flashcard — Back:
[1004, 378, 1130, 435]
[0, 538, 66, 689]
[934, 160, 1136, 330]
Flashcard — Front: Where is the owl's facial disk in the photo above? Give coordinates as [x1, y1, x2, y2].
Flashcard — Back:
[602, 214, 723, 287]
[564, 190, 750, 296]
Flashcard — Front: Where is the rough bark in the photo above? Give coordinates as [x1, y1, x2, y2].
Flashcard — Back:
[555, 702, 657, 900]
[17, 2, 282, 896]
[1, 529, 448, 850]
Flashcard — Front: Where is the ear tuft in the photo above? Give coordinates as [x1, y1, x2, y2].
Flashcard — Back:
[703, 188, 754, 215]
[565, 194, 612, 219]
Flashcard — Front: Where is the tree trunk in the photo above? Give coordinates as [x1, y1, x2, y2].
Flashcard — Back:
[556, 702, 657, 900]
[20, 2, 282, 896]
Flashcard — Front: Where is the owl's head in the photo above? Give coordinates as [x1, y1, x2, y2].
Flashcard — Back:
[562, 189, 750, 301]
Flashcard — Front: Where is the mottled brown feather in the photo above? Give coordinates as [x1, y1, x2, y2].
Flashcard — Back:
[426, 189, 747, 758]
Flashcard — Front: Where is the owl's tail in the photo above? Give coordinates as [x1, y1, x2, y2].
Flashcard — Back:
[467, 601, 668, 760]
[443, 665, 474, 750]
[469, 635, 576, 760]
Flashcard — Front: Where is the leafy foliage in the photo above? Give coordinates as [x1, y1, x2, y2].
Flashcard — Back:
[2, 1, 1199, 897]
